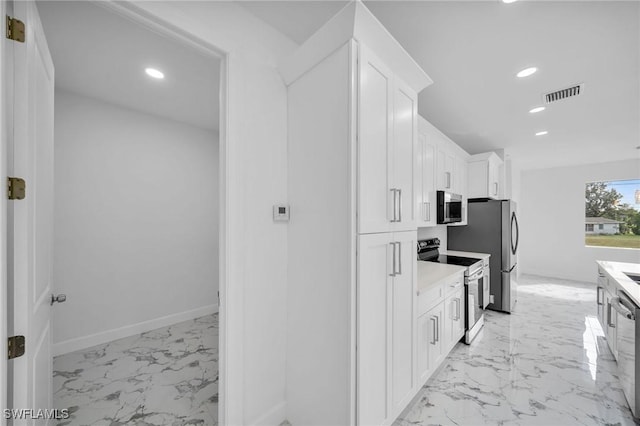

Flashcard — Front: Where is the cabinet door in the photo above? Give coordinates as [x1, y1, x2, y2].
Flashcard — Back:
[358, 45, 393, 234]
[417, 313, 432, 385]
[451, 289, 465, 344]
[392, 79, 417, 231]
[357, 233, 393, 425]
[416, 128, 436, 227]
[391, 231, 417, 413]
[596, 286, 605, 330]
[605, 291, 618, 359]
[427, 302, 444, 372]
[436, 145, 454, 191]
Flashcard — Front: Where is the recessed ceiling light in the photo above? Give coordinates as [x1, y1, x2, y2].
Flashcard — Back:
[502, 0, 518, 3]
[517, 67, 538, 78]
[529, 106, 546, 114]
[145, 68, 164, 79]
[535, 131, 548, 136]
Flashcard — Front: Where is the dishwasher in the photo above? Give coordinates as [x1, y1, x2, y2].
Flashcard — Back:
[611, 291, 640, 420]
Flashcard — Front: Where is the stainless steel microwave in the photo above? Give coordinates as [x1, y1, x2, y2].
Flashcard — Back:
[437, 191, 463, 224]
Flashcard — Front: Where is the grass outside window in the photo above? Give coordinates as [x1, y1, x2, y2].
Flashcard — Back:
[585, 234, 640, 249]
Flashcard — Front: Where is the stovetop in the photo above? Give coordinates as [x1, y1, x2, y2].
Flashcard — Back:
[433, 254, 482, 267]
[417, 238, 482, 268]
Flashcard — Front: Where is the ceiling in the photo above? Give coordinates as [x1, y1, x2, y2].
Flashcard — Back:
[38, 1, 220, 131]
[240, 0, 640, 170]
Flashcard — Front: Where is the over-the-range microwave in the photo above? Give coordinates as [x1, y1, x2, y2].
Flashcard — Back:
[437, 190, 463, 224]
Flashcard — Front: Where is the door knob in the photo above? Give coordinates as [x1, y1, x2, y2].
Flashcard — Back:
[50, 294, 67, 305]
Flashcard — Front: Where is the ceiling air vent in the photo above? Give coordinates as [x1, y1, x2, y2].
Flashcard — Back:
[544, 83, 584, 104]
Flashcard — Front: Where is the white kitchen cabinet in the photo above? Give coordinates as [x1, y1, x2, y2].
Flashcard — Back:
[417, 302, 444, 384]
[468, 152, 504, 200]
[436, 140, 455, 192]
[419, 117, 469, 226]
[282, 3, 432, 424]
[605, 290, 618, 359]
[416, 117, 437, 227]
[597, 267, 618, 360]
[416, 269, 463, 389]
[359, 46, 417, 234]
[444, 277, 465, 350]
[358, 231, 417, 425]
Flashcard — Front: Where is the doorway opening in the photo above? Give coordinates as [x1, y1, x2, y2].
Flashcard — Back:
[5, 0, 228, 423]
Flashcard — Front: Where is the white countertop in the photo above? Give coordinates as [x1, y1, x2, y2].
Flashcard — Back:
[597, 260, 640, 306]
[442, 249, 491, 260]
[417, 261, 466, 294]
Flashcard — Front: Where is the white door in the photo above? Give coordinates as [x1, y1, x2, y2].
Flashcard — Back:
[358, 44, 393, 234]
[390, 231, 416, 414]
[391, 80, 416, 232]
[8, 1, 55, 422]
[357, 232, 392, 426]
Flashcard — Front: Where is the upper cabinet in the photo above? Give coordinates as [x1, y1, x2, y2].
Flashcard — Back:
[416, 117, 437, 227]
[468, 152, 504, 200]
[418, 116, 469, 227]
[359, 46, 418, 234]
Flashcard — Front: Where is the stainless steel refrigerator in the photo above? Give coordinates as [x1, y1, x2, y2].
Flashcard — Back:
[448, 199, 519, 313]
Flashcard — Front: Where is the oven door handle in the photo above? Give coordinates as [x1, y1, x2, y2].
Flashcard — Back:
[468, 269, 484, 281]
[611, 297, 636, 320]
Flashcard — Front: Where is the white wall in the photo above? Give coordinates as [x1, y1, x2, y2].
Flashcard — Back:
[52, 90, 218, 354]
[124, 2, 297, 424]
[520, 159, 640, 283]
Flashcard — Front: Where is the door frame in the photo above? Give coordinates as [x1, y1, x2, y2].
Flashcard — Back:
[1, 0, 9, 421]
[1, 1, 231, 424]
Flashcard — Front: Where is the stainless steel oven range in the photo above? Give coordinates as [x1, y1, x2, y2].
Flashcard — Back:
[417, 238, 485, 344]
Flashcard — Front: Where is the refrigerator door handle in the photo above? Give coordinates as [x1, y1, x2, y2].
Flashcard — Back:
[511, 212, 519, 256]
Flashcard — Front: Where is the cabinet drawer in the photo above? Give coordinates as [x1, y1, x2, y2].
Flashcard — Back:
[418, 284, 444, 315]
[444, 275, 464, 297]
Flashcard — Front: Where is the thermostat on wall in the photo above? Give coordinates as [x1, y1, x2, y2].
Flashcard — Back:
[273, 204, 290, 222]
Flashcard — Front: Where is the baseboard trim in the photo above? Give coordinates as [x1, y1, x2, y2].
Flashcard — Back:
[249, 401, 287, 426]
[53, 304, 218, 356]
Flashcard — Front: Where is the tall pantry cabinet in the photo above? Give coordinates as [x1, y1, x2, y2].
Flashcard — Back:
[280, 3, 432, 426]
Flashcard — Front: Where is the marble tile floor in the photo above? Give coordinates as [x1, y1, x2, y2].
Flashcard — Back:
[395, 274, 637, 426]
[53, 314, 218, 426]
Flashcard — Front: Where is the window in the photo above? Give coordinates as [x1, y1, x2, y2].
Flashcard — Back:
[585, 179, 640, 249]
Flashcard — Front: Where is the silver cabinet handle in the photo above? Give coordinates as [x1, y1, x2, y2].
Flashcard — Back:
[390, 189, 397, 222]
[430, 317, 437, 345]
[435, 315, 439, 342]
[445, 172, 451, 189]
[494, 182, 498, 196]
[596, 287, 603, 306]
[389, 242, 396, 277]
[397, 189, 402, 222]
[607, 302, 616, 328]
[396, 242, 402, 276]
[454, 298, 460, 320]
[51, 293, 67, 305]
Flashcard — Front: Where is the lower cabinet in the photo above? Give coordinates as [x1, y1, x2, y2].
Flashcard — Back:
[416, 271, 465, 389]
[445, 289, 465, 348]
[417, 302, 444, 384]
[357, 231, 417, 426]
[598, 267, 618, 360]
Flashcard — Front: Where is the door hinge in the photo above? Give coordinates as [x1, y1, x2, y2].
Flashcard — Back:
[6, 16, 25, 43]
[8, 336, 25, 360]
[8, 177, 26, 200]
